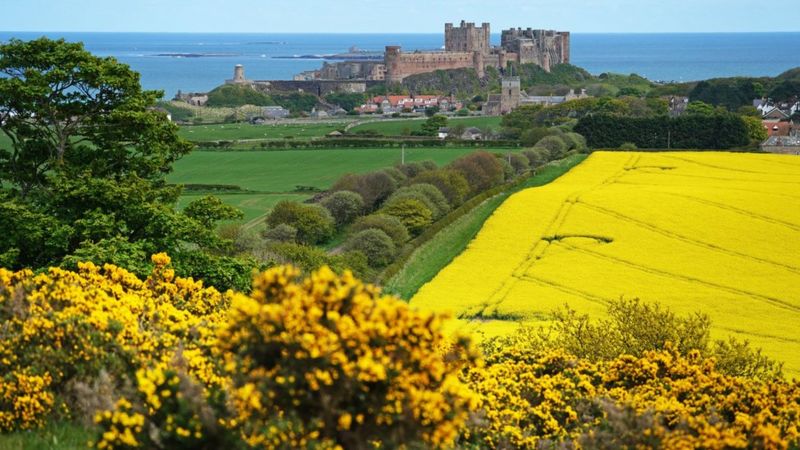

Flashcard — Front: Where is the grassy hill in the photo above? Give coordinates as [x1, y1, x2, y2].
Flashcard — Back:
[411, 151, 800, 377]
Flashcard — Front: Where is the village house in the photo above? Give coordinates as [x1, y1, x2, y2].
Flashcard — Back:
[355, 95, 462, 114]
[763, 120, 791, 137]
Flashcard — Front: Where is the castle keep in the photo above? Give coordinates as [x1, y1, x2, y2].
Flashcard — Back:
[385, 21, 570, 83]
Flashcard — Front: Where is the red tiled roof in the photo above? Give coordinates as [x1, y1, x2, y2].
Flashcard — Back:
[763, 121, 791, 137]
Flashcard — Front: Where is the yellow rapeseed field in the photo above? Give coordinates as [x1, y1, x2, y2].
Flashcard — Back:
[411, 151, 800, 377]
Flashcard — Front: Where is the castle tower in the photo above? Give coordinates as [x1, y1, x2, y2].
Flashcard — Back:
[233, 64, 245, 83]
[473, 51, 485, 79]
[384, 46, 403, 84]
[445, 20, 491, 55]
[500, 76, 521, 114]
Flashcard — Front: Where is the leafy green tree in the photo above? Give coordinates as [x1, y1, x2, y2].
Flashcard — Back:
[741, 115, 768, 143]
[381, 198, 433, 235]
[265, 201, 335, 245]
[534, 135, 568, 159]
[0, 38, 192, 195]
[184, 195, 244, 229]
[325, 92, 366, 112]
[351, 214, 409, 247]
[449, 151, 504, 195]
[344, 229, 396, 267]
[387, 185, 449, 220]
[522, 148, 551, 167]
[264, 224, 298, 243]
[320, 190, 365, 228]
[0, 38, 255, 291]
[424, 106, 440, 117]
[411, 169, 470, 206]
[332, 171, 397, 211]
[508, 153, 530, 175]
[420, 114, 448, 136]
[686, 101, 715, 115]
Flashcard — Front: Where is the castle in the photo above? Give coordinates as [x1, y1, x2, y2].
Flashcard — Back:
[298, 21, 570, 84]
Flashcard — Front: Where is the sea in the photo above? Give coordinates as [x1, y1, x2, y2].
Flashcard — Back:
[2, 32, 800, 98]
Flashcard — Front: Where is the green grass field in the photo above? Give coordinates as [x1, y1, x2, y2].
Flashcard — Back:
[384, 154, 587, 299]
[178, 122, 348, 142]
[0, 422, 92, 450]
[177, 192, 311, 225]
[170, 147, 523, 226]
[349, 116, 502, 136]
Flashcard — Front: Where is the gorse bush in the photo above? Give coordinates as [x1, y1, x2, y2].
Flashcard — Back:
[1, 258, 799, 448]
[216, 265, 480, 449]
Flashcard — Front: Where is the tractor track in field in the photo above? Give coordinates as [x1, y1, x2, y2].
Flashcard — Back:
[576, 200, 800, 275]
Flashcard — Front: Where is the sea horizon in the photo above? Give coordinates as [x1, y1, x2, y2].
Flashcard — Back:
[3, 31, 799, 97]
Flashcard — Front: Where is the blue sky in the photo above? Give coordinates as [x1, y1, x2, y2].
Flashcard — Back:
[0, 0, 794, 33]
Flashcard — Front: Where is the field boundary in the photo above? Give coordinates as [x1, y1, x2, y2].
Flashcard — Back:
[380, 153, 588, 297]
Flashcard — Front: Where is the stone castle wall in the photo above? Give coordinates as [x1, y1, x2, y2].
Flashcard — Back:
[385, 46, 484, 84]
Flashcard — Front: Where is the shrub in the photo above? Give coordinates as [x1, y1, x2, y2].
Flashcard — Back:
[344, 229, 396, 267]
[397, 161, 433, 179]
[388, 184, 450, 220]
[332, 171, 398, 211]
[535, 135, 568, 159]
[0, 254, 229, 431]
[405, 183, 451, 213]
[173, 250, 262, 292]
[267, 242, 369, 278]
[265, 201, 335, 245]
[449, 151, 504, 195]
[519, 127, 553, 147]
[619, 142, 638, 150]
[381, 167, 407, 184]
[320, 190, 365, 227]
[508, 153, 530, 175]
[498, 157, 515, 181]
[351, 214, 410, 246]
[481, 299, 783, 380]
[263, 223, 298, 243]
[218, 266, 479, 449]
[562, 132, 587, 151]
[522, 147, 551, 167]
[467, 344, 799, 449]
[381, 198, 433, 235]
[217, 223, 265, 255]
[411, 169, 470, 206]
